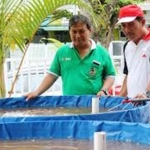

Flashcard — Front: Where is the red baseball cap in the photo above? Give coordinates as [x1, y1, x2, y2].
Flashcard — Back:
[117, 4, 144, 24]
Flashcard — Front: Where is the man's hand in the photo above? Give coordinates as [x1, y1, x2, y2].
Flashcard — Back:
[133, 93, 147, 106]
[97, 90, 108, 97]
[24, 91, 39, 101]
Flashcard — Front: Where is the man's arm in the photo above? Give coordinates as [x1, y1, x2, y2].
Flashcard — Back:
[119, 75, 128, 97]
[24, 73, 58, 100]
[97, 77, 115, 96]
[146, 81, 150, 93]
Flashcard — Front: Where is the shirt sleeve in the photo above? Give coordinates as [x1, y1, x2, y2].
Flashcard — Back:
[123, 57, 128, 75]
[48, 50, 61, 77]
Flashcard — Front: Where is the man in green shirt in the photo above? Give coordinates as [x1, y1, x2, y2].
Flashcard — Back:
[25, 14, 115, 100]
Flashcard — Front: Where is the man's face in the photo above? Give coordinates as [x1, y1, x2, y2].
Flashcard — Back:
[69, 22, 91, 48]
[121, 19, 144, 43]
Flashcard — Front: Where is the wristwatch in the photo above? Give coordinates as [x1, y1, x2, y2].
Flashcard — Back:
[146, 91, 150, 98]
[100, 89, 108, 95]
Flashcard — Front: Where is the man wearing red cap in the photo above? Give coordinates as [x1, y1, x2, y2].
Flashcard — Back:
[117, 4, 150, 99]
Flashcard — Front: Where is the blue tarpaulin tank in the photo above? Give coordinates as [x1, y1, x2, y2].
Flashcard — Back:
[0, 95, 150, 145]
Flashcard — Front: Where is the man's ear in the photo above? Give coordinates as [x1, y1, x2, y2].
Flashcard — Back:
[90, 26, 94, 32]
[141, 18, 146, 26]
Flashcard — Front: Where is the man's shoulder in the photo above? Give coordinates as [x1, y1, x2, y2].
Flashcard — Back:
[57, 43, 71, 52]
[123, 40, 130, 52]
[60, 43, 71, 48]
[95, 44, 109, 54]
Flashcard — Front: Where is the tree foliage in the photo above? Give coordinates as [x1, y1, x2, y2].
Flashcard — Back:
[80, 0, 144, 47]
[0, 0, 145, 97]
[0, 0, 93, 97]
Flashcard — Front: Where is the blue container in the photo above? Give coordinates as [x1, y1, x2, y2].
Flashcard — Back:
[0, 95, 150, 145]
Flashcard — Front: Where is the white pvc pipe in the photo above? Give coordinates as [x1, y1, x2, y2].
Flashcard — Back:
[92, 97, 99, 114]
[94, 132, 106, 150]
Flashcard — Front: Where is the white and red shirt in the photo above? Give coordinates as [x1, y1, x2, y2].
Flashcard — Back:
[124, 30, 150, 97]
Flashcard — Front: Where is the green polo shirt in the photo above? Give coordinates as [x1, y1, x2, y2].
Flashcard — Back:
[49, 41, 115, 95]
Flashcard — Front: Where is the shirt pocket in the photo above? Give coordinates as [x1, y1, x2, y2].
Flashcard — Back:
[87, 61, 103, 79]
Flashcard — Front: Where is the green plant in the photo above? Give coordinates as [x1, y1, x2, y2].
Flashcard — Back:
[1, 0, 93, 98]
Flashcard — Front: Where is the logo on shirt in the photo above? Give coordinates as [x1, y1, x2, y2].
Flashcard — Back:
[62, 57, 71, 61]
[142, 53, 147, 58]
[89, 60, 100, 77]
[89, 67, 97, 76]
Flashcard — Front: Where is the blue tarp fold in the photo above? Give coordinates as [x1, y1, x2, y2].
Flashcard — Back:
[0, 95, 149, 123]
[0, 120, 150, 145]
[0, 95, 150, 145]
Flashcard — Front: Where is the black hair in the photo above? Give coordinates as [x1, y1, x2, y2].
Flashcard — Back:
[136, 16, 144, 22]
[69, 14, 92, 30]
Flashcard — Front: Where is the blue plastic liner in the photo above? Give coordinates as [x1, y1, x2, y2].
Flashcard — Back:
[0, 95, 150, 145]
[0, 120, 150, 145]
[0, 95, 149, 123]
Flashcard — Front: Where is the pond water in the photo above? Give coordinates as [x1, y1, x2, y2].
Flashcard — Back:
[1, 106, 148, 150]
[0, 107, 111, 117]
[0, 139, 150, 150]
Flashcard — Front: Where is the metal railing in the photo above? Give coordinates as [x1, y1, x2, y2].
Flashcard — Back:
[4, 43, 62, 97]
[4, 58, 62, 97]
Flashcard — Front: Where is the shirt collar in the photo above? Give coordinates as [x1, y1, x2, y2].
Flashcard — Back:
[70, 39, 96, 50]
[143, 28, 150, 40]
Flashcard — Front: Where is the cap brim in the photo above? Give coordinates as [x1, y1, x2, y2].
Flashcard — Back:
[116, 16, 136, 24]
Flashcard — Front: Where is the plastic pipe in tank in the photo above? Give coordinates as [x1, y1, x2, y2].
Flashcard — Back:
[92, 97, 99, 114]
[94, 132, 106, 150]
